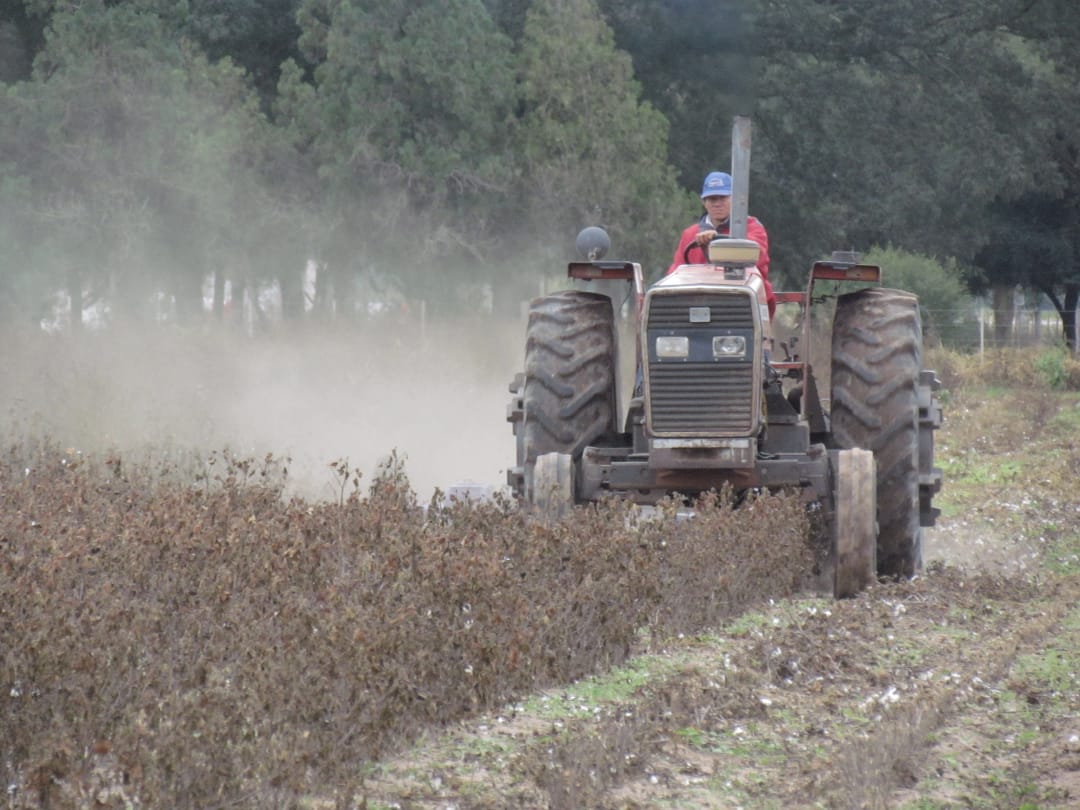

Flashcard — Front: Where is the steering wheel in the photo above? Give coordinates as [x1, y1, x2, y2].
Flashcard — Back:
[682, 232, 717, 265]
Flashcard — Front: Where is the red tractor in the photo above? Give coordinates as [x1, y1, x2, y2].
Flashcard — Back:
[506, 118, 942, 598]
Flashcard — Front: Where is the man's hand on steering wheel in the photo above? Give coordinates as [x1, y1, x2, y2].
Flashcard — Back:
[682, 229, 721, 264]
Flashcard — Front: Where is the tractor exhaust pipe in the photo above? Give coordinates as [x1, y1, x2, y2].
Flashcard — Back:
[730, 115, 751, 240]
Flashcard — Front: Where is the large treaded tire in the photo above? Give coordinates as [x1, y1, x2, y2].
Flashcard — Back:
[522, 291, 617, 502]
[831, 288, 923, 579]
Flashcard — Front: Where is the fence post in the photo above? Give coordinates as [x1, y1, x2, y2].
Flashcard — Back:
[978, 302, 984, 356]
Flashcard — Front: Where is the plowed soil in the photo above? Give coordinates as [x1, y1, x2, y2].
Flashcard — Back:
[357, 386, 1080, 810]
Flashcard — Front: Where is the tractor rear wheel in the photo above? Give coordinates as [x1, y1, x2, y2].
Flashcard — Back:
[831, 288, 923, 578]
[522, 291, 617, 504]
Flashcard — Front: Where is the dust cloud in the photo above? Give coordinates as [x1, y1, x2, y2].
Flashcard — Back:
[0, 317, 524, 503]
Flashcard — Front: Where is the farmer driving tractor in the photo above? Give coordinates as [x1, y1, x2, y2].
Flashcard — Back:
[668, 170, 776, 318]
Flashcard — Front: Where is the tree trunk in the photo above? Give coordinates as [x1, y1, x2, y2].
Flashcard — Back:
[1034, 282, 1079, 351]
[280, 266, 305, 321]
[212, 268, 226, 321]
[312, 261, 335, 321]
[336, 267, 357, 322]
[67, 266, 83, 334]
[173, 271, 204, 326]
[231, 277, 247, 332]
[1064, 284, 1079, 352]
[991, 285, 1015, 347]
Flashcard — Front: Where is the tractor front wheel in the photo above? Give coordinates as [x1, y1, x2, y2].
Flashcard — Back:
[832, 448, 878, 598]
[531, 452, 575, 520]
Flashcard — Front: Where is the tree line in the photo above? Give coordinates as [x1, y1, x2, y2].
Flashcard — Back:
[1, 0, 1077, 342]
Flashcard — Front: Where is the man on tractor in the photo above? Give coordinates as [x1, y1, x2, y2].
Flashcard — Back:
[668, 170, 776, 317]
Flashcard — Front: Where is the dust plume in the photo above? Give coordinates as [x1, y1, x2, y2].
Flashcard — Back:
[1, 317, 524, 503]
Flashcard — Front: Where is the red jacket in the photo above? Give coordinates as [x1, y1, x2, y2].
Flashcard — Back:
[667, 216, 775, 317]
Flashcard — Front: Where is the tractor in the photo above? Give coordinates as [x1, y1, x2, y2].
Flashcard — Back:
[505, 118, 942, 598]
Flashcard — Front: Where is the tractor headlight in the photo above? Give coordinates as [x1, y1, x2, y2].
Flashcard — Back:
[712, 335, 746, 359]
[656, 335, 690, 359]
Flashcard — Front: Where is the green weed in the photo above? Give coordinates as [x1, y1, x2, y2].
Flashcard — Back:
[1013, 647, 1077, 695]
[724, 610, 784, 637]
[1045, 534, 1080, 575]
[674, 726, 708, 747]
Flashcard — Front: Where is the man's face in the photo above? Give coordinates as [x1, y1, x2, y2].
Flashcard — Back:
[703, 195, 732, 224]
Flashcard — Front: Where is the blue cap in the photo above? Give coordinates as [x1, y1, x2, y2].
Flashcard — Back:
[700, 171, 732, 198]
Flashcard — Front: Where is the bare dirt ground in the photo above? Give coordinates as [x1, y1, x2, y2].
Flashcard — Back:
[354, 386, 1080, 810]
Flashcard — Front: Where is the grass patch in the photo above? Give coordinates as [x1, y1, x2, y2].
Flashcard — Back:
[724, 610, 784, 638]
[938, 454, 1025, 487]
[875, 637, 930, 669]
[518, 654, 682, 720]
[1046, 394, 1080, 431]
[1012, 641, 1079, 698]
[675, 724, 788, 761]
[1045, 534, 1080, 575]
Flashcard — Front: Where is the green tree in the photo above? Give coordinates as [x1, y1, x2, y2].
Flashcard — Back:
[0, 0, 45, 82]
[515, 0, 689, 277]
[0, 0, 272, 328]
[597, 0, 755, 190]
[481, 0, 532, 45]
[971, 1, 1080, 347]
[0, 165, 42, 327]
[284, 0, 518, 314]
[182, 0, 305, 109]
[748, 0, 1056, 284]
[862, 245, 972, 344]
[975, 193, 1080, 348]
[590, 0, 1079, 312]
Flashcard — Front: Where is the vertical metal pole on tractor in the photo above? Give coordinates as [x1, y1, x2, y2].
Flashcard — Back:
[730, 116, 751, 240]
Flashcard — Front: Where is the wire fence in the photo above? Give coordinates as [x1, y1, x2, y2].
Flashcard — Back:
[923, 307, 1077, 353]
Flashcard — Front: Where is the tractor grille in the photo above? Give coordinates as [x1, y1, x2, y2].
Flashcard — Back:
[647, 294, 755, 330]
[648, 363, 755, 433]
[646, 292, 757, 436]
